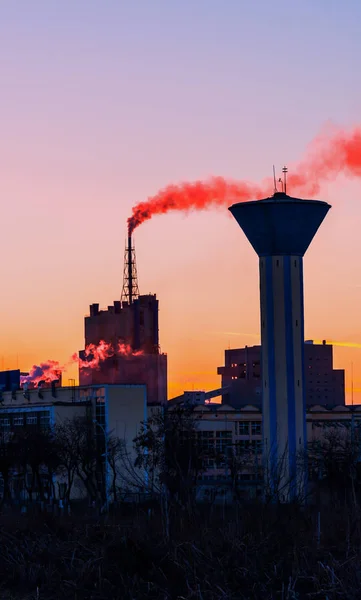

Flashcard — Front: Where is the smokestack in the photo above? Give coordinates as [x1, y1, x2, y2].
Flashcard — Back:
[229, 191, 331, 502]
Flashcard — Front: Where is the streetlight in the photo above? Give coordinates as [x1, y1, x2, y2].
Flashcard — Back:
[93, 419, 109, 513]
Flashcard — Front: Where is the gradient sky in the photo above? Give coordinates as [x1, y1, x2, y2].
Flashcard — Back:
[1, 0, 361, 401]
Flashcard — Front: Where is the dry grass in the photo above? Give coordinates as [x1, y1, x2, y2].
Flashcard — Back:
[0, 504, 360, 599]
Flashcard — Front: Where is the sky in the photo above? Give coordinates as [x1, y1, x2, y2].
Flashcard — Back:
[1, 0, 361, 401]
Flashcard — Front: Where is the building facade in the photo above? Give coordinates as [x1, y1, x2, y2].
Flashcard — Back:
[0, 375, 356, 505]
[218, 341, 345, 408]
[184, 401, 361, 503]
[79, 296, 167, 404]
[0, 383, 148, 502]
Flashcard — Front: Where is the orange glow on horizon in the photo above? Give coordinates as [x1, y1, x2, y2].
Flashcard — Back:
[313, 340, 361, 349]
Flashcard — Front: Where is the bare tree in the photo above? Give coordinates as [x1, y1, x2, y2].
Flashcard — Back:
[107, 435, 125, 503]
[0, 432, 17, 506]
[55, 416, 101, 503]
[133, 406, 205, 511]
[53, 420, 81, 504]
[14, 428, 59, 502]
[308, 422, 361, 507]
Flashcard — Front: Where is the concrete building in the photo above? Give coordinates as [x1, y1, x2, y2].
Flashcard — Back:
[0, 382, 148, 501]
[79, 237, 168, 404]
[168, 400, 361, 504]
[0, 375, 356, 506]
[229, 191, 331, 501]
[84, 295, 160, 354]
[0, 369, 63, 391]
[79, 298, 167, 404]
[218, 341, 345, 408]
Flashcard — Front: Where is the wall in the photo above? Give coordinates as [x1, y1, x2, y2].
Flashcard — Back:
[84, 295, 159, 353]
[218, 343, 345, 408]
[80, 354, 168, 404]
[106, 384, 148, 492]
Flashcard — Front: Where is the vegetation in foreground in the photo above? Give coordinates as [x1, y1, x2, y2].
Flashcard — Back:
[0, 504, 361, 600]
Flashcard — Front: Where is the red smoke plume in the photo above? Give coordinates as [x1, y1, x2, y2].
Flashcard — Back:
[127, 126, 361, 234]
[72, 340, 143, 370]
[21, 341, 143, 388]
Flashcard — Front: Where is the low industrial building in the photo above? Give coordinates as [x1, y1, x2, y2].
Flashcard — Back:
[174, 401, 361, 503]
[0, 383, 149, 503]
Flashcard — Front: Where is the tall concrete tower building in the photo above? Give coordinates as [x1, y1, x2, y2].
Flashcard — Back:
[229, 191, 330, 501]
[79, 236, 167, 405]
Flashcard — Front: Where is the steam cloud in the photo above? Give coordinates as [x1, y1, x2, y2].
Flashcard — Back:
[127, 125, 361, 234]
[21, 360, 63, 387]
[20, 341, 143, 388]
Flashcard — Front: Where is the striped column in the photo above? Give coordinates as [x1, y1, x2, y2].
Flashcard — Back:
[260, 255, 307, 501]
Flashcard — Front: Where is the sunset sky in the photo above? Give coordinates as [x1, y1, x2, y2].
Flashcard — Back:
[1, 1, 361, 402]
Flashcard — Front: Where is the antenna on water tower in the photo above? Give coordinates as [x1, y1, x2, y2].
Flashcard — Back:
[273, 165, 278, 193]
[282, 165, 288, 194]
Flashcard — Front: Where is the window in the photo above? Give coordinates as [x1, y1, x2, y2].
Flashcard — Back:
[203, 458, 215, 469]
[215, 431, 232, 454]
[13, 415, 24, 426]
[26, 414, 38, 425]
[198, 431, 214, 452]
[238, 440, 250, 452]
[251, 421, 262, 435]
[39, 412, 50, 428]
[253, 439, 263, 451]
[238, 439, 262, 453]
[0, 418, 10, 428]
[96, 397, 105, 426]
[238, 421, 249, 435]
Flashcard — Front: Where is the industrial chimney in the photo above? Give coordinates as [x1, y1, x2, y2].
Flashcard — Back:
[229, 191, 331, 502]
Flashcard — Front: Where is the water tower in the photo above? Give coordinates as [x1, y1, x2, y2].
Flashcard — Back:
[229, 189, 330, 501]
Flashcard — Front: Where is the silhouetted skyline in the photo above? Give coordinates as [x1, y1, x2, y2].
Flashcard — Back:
[1, 1, 361, 400]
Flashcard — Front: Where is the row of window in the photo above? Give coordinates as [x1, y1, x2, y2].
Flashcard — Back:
[238, 439, 262, 452]
[235, 421, 262, 435]
[198, 424, 262, 437]
[0, 411, 50, 428]
[231, 373, 260, 380]
[230, 362, 260, 367]
[308, 358, 330, 361]
[201, 473, 258, 482]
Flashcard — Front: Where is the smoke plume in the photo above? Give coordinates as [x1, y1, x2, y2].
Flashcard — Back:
[128, 125, 361, 234]
[21, 340, 143, 387]
[72, 340, 143, 371]
[20, 360, 63, 388]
